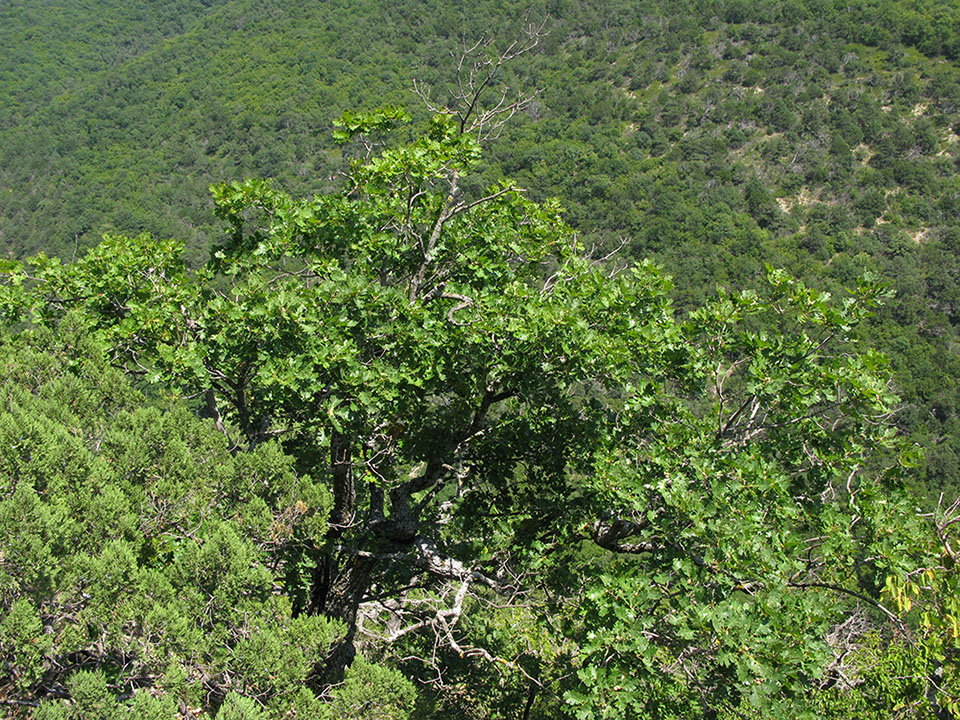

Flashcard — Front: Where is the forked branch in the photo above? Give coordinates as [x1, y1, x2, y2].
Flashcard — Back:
[414, 16, 548, 141]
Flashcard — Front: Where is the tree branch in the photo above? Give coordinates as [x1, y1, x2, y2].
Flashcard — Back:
[788, 581, 906, 631]
[590, 514, 659, 554]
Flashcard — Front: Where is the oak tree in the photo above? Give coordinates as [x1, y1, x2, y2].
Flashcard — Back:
[0, 109, 944, 718]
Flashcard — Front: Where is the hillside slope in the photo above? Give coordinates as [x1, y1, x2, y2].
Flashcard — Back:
[1, 0, 959, 490]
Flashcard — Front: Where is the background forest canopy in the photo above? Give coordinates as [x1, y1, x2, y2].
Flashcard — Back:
[0, 1, 959, 719]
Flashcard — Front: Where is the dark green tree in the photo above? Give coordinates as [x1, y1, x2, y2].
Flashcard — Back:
[2, 109, 951, 718]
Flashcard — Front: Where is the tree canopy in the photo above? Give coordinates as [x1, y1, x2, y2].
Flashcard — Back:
[3, 0, 960, 500]
[1, 109, 956, 718]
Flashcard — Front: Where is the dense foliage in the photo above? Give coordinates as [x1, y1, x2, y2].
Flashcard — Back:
[3, 0, 960, 716]
[1, 109, 957, 718]
[0, 325, 415, 719]
[1, 0, 959, 497]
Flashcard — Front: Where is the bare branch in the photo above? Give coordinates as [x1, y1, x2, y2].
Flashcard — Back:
[931, 493, 960, 562]
[448, 185, 523, 219]
[442, 292, 474, 325]
[590, 514, 660, 554]
[413, 536, 505, 591]
[413, 17, 548, 142]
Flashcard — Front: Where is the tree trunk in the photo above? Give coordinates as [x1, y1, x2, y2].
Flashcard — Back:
[306, 430, 378, 682]
[928, 661, 956, 720]
[315, 552, 379, 683]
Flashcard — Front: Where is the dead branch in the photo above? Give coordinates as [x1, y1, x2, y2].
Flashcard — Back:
[414, 17, 548, 141]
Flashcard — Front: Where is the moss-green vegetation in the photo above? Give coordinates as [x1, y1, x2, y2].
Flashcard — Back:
[0, 107, 957, 720]
[1, 2, 960, 717]
[2, 0, 959, 493]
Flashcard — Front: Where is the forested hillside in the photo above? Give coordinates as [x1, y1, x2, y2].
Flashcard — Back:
[2, 108, 958, 719]
[2, 1, 960, 717]
[2, 0, 959, 493]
